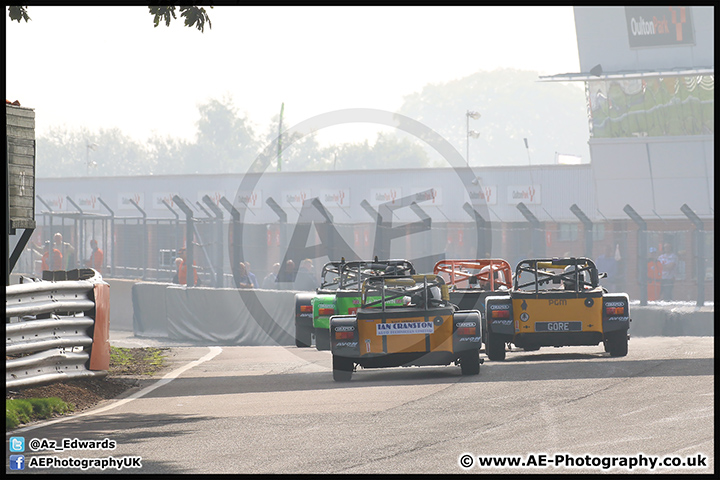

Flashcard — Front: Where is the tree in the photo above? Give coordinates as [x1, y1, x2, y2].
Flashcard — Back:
[397, 68, 590, 167]
[260, 114, 335, 172]
[7, 6, 212, 32]
[36, 126, 150, 177]
[189, 95, 260, 174]
[147, 134, 192, 176]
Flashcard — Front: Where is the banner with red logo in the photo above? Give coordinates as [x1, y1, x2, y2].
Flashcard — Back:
[506, 185, 541, 205]
[320, 188, 350, 208]
[118, 192, 145, 210]
[625, 6, 694, 48]
[73, 193, 102, 212]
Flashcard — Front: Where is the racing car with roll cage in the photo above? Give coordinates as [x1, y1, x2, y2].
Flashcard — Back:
[329, 273, 483, 381]
[483, 257, 631, 361]
[433, 259, 513, 346]
[294, 261, 343, 348]
[294, 258, 416, 349]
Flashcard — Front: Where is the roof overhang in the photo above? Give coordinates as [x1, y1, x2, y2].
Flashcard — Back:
[538, 67, 714, 82]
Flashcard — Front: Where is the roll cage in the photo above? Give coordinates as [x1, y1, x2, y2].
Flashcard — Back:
[338, 259, 416, 291]
[317, 261, 345, 291]
[513, 257, 606, 293]
[434, 259, 513, 291]
[360, 274, 450, 311]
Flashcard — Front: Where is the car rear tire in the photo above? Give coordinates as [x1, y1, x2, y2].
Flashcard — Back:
[332, 355, 354, 381]
[485, 331, 506, 361]
[315, 328, 331, 351]
[460, 350, 480, 375]
[295, 323, 312, 348]
[606, 331, 628, 357]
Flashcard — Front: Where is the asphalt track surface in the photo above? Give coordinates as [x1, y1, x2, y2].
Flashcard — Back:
[6, 336, 714, 474]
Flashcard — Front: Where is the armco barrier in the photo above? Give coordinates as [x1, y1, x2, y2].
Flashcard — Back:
[6, 269, 110, 389]
[133, 283, 298, 345]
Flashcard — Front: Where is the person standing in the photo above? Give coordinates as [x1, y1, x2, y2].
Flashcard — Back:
[85, 239, 104, 274]
[41, 241, 63, 271]
[647, 247, 662, 301]
[278, 259, 296, 283]
[262, 263, 280, 290]
[236, 262, 254, 289]
[657, 243, 678, 301]
[595, 244, 617, 291]
[177, 247, 198, 286]
[245, 261, 259, 288]
[295, 258, 317, 291]
[172, 257, 183, 284]
[54, 232, 77, 270]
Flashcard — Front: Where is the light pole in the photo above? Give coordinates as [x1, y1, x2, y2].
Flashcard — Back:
[86, 142, 98, 175]
[466, 110, 480, 166]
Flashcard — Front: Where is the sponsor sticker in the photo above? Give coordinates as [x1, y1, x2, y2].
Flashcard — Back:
[376, 322, 434, 336]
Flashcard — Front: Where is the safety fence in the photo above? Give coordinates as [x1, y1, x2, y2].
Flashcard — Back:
[15, 196, 714, 306]
[6, 269, 110, 389]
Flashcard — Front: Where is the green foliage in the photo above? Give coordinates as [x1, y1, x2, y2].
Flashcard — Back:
[398, 68, 589, 166]
[36, 126, 152, 178]
[191, 95, 260, 173]
[6, 397, 72, 430]
[110, 346, 166, 375]
[330, 133, 430, 170]
[35, 69, 591, 176]
[110, 346, 133, 365]
[8, 6, 212, 31]
[7, 5, 30, 22]
[149, 6, 213, 32]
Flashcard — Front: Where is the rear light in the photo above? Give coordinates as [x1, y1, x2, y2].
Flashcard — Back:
[606, 306, 625, 315]
[300, 305, 312, 313]
[335, 331, 353, 339]
[457, 327, 476, 336]
[491, 309, 510, 319]
[318, 308, 335, 316]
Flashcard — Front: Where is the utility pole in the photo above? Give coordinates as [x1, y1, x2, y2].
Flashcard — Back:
[277, 102, 284, 172]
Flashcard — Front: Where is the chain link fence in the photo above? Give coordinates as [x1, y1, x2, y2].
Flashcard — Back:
[13, 208, 713, 306]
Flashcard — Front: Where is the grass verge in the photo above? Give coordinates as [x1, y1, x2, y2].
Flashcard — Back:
[6, 397, 73, 430]
[6, 346, 168, 430]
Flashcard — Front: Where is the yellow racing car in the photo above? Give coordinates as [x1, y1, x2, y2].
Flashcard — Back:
[329, 274, 483, 381]
[484, 257, 630, 360]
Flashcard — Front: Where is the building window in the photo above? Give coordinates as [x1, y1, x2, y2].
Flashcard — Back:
[558, 223, 579, 242]
[592, 223, 605, 242]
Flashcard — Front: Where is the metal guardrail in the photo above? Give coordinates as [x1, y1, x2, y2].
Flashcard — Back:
[6, 269, 111, 389]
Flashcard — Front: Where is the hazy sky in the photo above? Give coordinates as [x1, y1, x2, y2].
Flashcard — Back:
[6, 6, 581, 147]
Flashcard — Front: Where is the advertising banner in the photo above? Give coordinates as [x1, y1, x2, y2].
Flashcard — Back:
[507, 185, 541, 205]
[118, 192, 145, 211]
[625, 6, 695, 48]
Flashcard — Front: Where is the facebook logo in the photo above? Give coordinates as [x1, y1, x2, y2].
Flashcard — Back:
[9, 455, 25, 470]
[9, 436, 25, 452]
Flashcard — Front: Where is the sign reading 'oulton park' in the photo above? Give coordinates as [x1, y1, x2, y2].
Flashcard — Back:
[624, 6, 695, 48]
